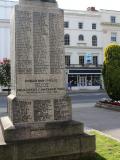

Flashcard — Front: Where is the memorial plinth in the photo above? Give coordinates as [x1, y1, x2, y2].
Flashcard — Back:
[0, 0, 95, 159]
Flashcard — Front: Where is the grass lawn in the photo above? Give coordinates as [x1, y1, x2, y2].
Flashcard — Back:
[90, 131, 120, 160]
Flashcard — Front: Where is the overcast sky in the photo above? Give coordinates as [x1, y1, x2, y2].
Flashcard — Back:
[57, 0, 120, 11]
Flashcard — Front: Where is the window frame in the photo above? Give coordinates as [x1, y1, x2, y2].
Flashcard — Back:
[93, 56, 98, 66]
[78, 22, 83, 29]
[78, 34, 84, 41]
[64, 34, 70, 45]
[92, 23, 96, 29]
[111, 16, 116, 23]
[65, 55, 70, 66]
[92, 35, 97, 46]
[64, 21, 69, 28]
[111, 32, 117, 42]
[79, 56, 84, 65]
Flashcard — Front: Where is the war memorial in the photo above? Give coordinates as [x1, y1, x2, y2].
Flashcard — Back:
[0, 0, 95, 159]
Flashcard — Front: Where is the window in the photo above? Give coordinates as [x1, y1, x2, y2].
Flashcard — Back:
[93, 56, 98, 65]
[64, 21, 69, 28]
[111, 16, 116, 23]
[78, 35, 84, 41]
[65, 56, 70, 66]
[92, 35, 97, 46]
[111, 32, 117, 42]
[64, 34, 70, 45]
[79, 56, 84, 65]
[92, 23, 96, 29]
[78, 22, 83, 29]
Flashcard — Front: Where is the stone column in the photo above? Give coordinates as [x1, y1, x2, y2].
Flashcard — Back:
[0, 1, 95, 159]
[8, 0, 72, 124]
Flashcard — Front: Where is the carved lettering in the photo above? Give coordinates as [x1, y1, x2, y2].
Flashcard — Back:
[34, 100, 53, 121]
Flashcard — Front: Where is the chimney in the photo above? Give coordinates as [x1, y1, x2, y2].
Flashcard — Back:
[87, 7, 96, 11]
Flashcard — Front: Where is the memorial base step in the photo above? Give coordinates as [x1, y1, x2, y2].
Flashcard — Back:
[0, 117, 95, 160]
[0, 117, 84, 142]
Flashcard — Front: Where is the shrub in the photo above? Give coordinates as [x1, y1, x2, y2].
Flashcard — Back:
[102, 44, 120, 101]
[0, 58, 11, 94]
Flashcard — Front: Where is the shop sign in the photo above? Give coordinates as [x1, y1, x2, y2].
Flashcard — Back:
[84, 53, 93, 64]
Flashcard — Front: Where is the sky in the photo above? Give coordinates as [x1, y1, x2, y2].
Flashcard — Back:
[57, 0, 120, 11]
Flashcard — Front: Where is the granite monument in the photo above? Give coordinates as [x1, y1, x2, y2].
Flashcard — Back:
[0, 0, 95, 159]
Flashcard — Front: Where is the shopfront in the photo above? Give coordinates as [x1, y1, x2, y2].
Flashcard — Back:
[68, 68, 102, 89]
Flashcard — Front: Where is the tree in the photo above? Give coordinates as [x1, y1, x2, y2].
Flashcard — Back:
[0, 58, 11, 94]
[102, 44, 120, 101]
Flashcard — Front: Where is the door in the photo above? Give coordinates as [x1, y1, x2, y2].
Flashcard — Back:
[79, 76, 86, 86]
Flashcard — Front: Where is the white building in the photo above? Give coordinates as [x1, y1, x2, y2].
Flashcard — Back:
[1, 4, 120, 91]
[0, 0, 17, 60]
[64, 7, 120, 90]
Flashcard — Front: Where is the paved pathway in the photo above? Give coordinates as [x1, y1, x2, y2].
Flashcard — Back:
[72, 102, 120, 140]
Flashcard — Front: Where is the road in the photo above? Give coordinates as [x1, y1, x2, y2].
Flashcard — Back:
[70, 92, 120, 140]
[0, 95, 7, 115]
[1, 92, 120, 140]
[69, 92, 107, 104]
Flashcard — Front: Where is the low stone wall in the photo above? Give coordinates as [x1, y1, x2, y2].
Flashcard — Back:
[0, 118, 96, 160]
[95, 101, 120, 112]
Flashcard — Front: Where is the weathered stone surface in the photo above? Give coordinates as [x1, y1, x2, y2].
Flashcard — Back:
[0, 0, 95, 159]
[8, 0, 72, 124]
[80, 134, 96, 153]
[0, 145, 13, 160]
[20, 0, 57, 4]
[0, 118, 84, 141]
[0, 130, 95, 160]
[11, 4, 65, 97]
[0, 118, 95, 160]
[15, 135, 95, 160]
[0, 117, 95, 160]
[8, 95, 72, 123]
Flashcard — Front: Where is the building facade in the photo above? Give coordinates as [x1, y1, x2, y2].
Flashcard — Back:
[0, 0, 17, 60]
[1, 4, 120, 90]
[64, 7, 120, 90]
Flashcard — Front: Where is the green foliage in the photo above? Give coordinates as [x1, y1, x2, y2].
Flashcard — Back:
[102, 44, 120, 101]
[0, 59, 10, 89]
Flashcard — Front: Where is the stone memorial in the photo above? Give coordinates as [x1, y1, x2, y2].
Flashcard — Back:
[0, 0, 95, 159]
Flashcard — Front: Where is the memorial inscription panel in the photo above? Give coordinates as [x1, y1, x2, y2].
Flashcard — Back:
[13, 99, 33, 123]
[9, 5, 72, 123]
[49, 12, 64, 74]
[34, 100, 54, 121]
[33, 12, 50, 74]
[16, 10, 33, 74]
[54, 97, 71, 120]
[16, 75, 65, 97]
